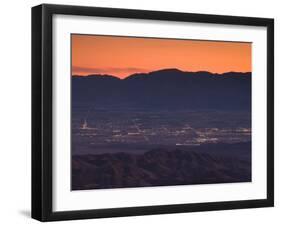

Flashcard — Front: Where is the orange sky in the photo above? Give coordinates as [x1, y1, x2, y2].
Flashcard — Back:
[72, 34, 251, 79]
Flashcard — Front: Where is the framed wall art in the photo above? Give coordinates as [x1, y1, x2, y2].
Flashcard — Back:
[32, 4, 274, 221]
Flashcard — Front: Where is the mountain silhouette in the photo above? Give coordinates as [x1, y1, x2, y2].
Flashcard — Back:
[72, 142, 251, 190]
[72, 69, 251, 110]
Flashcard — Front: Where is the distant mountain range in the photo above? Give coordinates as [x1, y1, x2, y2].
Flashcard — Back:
[72, 68, 251, 110]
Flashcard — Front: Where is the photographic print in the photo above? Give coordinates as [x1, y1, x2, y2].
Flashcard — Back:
[71, 34, 252, 190]
[32, 4, 274, 221]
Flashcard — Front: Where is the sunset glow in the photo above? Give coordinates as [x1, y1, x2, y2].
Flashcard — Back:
[72, 34, 252, 79]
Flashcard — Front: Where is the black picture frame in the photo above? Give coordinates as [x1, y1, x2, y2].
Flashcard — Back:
[32, 3, 274, 222]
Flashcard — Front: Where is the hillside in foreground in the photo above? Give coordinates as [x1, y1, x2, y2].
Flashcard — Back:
[72, 142, 251, 190]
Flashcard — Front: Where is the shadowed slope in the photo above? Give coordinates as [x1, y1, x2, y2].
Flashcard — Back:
[72, 69, 251, 110]
[72, 143, 251, 190]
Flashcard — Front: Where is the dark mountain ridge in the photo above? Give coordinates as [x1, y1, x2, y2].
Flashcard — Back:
[73, 68, 251, 80]
[72, 142, 251, 190]
[72, 69, 251, 110]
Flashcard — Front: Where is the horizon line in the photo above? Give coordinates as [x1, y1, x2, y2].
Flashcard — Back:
[72, 68, 252, 80]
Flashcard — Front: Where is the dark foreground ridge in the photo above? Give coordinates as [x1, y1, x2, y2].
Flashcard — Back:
[72, 142, 251, 190]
